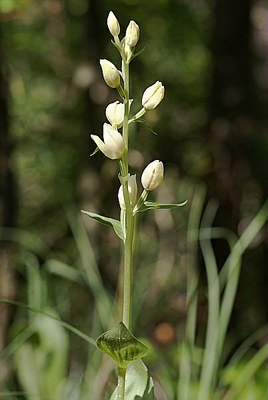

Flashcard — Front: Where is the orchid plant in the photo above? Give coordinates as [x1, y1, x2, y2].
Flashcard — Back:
[82, 11, 186, 399]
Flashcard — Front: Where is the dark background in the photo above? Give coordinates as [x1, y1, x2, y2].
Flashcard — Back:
[0, 0, 268, 394]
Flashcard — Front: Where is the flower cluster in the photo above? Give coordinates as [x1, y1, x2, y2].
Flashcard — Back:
[91, 11, 165, 211]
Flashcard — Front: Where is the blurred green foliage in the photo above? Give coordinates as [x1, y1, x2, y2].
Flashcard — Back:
[1, 0, 268, 397]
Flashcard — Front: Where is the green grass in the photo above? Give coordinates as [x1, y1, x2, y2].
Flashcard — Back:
[1, 195, 268, 399]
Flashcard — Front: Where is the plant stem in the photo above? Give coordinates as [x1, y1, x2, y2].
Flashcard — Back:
[117, 366, 127, 400]
[122, 209, 135, 328]
[117, 49, 137, 400]
[120, 58, 135, 330]
[122, 59, 130, 169]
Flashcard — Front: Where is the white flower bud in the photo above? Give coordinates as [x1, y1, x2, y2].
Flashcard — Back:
[142, 81, 165, 110]
[125, 20, 140, 47]
[141, 160, 164, 191]
[124, 43, 132, 62]
[105, 101, 124, 127]
[100, 59, 120, 88]
[107, 11, 120, 36]
[118, 175, 138, 210]
[91, 123, 125, 160]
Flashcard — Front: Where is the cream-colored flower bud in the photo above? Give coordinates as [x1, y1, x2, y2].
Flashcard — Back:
[105, 101, 124, 127]
[141, 160, 164, 191]
[100, 59, 120, 88]
[142, 81, 165, 110]
[91, 123, 125, 160]
[107, 11, 120, 36]
[118, 175, 138, 210]
[124, 43, 132, 62]
[125, 20, 140, 47]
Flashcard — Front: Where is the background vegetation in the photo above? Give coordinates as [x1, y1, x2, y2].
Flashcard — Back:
[0, 0, 268, 398]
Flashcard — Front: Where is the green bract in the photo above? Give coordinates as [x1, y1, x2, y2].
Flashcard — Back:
[96, 322, 149, 368]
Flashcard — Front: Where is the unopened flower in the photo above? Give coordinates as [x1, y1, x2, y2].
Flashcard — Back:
[106, 101, 124, 127]
[141, 160, 164, 191]
[107, 11, 120, 36]
[118, 175, 137, 210]
[100, 59, 120, 88]
[124, 43, 132, 62]
[91, 123, 125, 160]
[142, 81, 165, 110]
[125, 20, 140, 47]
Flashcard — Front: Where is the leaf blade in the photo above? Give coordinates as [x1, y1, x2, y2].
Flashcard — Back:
[109, 359, 154, 400]
[136, 200, 188, 213]
[81, 210, 124, 241]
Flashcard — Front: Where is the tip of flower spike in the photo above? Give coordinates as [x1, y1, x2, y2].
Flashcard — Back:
[107, 11, 120, 36]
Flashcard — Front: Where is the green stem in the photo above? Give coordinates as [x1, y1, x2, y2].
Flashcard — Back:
[122, 60, 130, 167]
[120, 58, 135, 330]
[122, 211, 135, 328]
[128, 107, 146, 124]
[133, 189, 148, 214]
[117, 51, 136, 400]
[117, 366, 127, 400]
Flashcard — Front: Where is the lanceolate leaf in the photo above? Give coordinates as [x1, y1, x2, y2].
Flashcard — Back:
[125, 359, 154, 400]
[81, 210, 124, 241]
[96, 322, 149, 368]
[110, 359, 154, 400]
[137, 200, 188, 213]
[133, 119, 158, 135]
[130, 47, 145, 61]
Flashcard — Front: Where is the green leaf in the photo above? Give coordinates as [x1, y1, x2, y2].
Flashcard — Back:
[96, 322, 149, 368]
[14, 310, 69, 399]
[136, 200, 188, 213]
[0, 299, 96, 347]
[81, 210, 124, 241]
[130, 119, 158, 135]
[44, 259, 85, 285]
[130, 47, 146, 61]
[110, 359, 154, 400]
